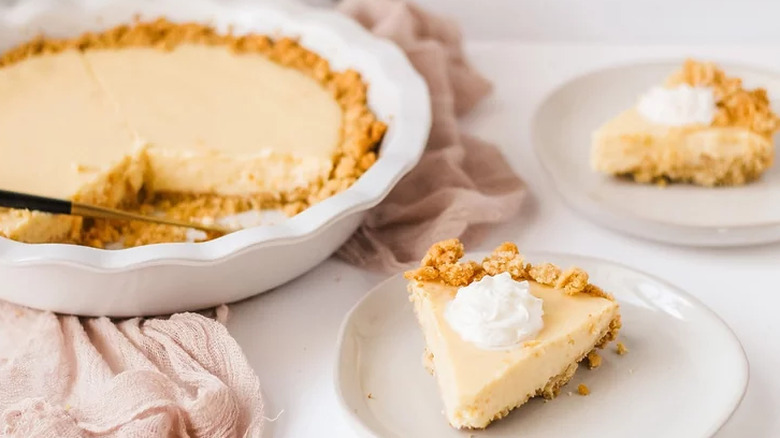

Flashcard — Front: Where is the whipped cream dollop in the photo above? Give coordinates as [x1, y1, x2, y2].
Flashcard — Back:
[445, 272, 544, 349]
[636, 84, 716, 126]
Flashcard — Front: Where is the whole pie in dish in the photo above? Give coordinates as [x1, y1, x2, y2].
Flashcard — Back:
[0, 18, 386, 247]
[404, 239, 622, 429]
[591, 59, 780, 186]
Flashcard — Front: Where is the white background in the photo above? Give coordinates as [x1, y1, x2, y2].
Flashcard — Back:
[228, 1, 780, 436]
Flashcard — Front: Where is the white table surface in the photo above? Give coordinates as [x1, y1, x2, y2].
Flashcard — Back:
[227, 41, 780, 437]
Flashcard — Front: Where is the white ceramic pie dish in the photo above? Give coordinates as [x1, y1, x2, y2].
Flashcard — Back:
[0, 0, 431, 316]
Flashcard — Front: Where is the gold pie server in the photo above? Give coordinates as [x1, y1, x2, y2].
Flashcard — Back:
[0, 189, 231, 236]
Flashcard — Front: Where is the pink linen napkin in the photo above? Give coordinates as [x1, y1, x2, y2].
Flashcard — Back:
[0, 1, 522, 436]
[0, 304, 264, 437]
[337, 0, 526, 272]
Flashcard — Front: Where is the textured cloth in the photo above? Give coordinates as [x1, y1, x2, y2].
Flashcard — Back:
[0, 303, 264, 437]
[337, 0, 526, 272]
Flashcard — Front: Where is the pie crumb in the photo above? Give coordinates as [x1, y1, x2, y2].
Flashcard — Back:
[616, 342, 629, 355]
[577, 384, 590, 396]
[586, 351, 602, 369]
[367, 393, 373, 400]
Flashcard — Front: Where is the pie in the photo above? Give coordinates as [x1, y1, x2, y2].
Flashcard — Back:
[404, 239, 621, 429]
[591, 59, 779, 186]
[0, 19, 386, 247]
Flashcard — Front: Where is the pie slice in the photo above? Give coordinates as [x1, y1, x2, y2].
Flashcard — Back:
[405, 239, 621, 429]
[591, 59, 780, 186]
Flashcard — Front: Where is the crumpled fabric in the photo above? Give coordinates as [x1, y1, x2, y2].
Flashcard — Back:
[337, 0, 526, 272]
[0, 303, 264, 437]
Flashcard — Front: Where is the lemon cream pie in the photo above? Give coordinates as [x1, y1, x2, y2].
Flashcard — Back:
[0, 19, 386, 247]
[405, 239, 621, 429]
[592, 59, 779, 186]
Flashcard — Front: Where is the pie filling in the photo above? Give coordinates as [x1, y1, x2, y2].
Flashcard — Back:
[0, 19, 387, 247]
[405, 239, 622, 429]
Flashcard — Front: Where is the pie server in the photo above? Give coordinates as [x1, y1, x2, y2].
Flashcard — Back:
[0, 189, 231, 235]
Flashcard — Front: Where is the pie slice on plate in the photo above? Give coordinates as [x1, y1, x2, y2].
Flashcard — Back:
[591, 59, 780, 186]
[404, 239, 621, 429]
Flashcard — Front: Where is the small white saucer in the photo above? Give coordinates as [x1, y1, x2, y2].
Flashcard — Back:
[531, 60, 780, 247]
[335, 252, 748, 438]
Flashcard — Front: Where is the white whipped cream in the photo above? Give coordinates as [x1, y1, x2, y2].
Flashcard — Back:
[636, 84, 716, 126]
[445, 272, 544, 350]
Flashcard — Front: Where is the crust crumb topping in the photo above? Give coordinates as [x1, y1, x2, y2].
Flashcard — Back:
[527, 263, 561, 285]
[421, 238, 465, 267]
[438, 261, 483, 287]
[481, 242, 526, 278]
[555, 268, 589, 295]
[666, 59, 780, 138]
[404, 239, 614, 300]
[616, 342, 629, 355]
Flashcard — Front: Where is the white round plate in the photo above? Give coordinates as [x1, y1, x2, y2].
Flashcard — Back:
[335, 252, 748, 438]
[532, 60, 780, 247]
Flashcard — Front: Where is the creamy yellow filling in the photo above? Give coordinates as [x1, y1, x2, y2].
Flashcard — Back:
[0, 44, 344, 242]
[0, 51, 137, 199]
[84, 45, 342, 195]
